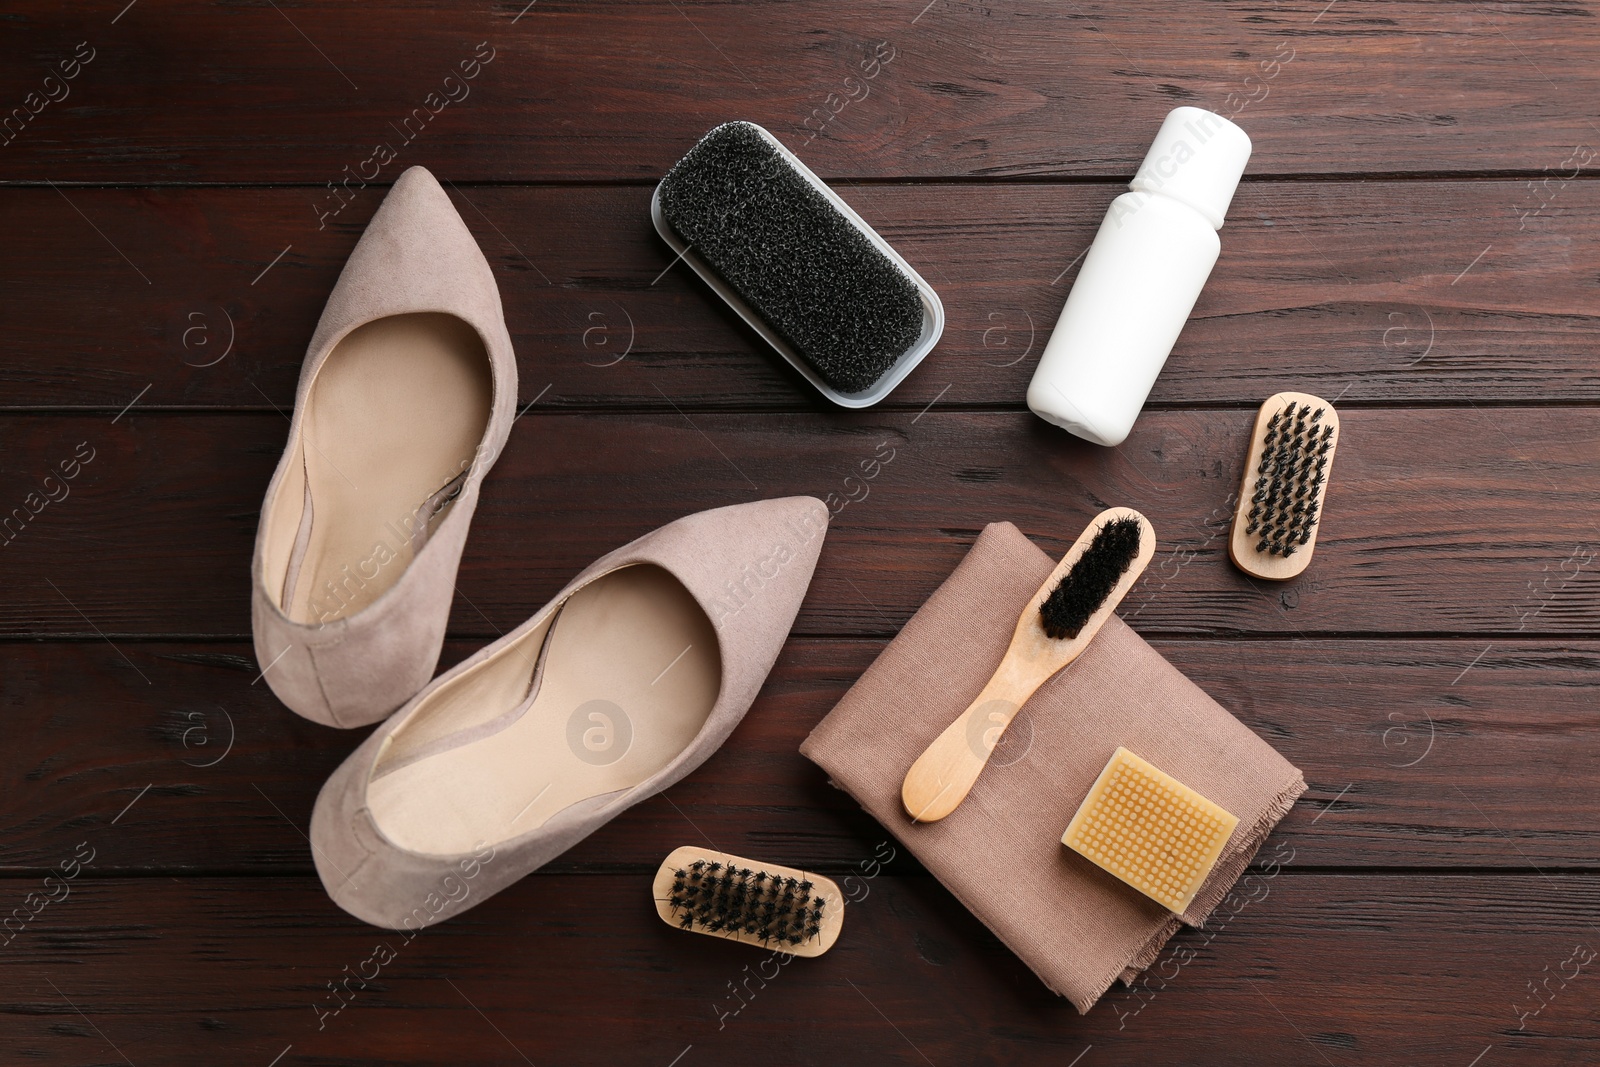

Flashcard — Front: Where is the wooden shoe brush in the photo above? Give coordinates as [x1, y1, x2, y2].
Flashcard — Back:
[901, 507, 1156, 823]
[1229, 391, 1341, 580]
[653, 846, 844, 957]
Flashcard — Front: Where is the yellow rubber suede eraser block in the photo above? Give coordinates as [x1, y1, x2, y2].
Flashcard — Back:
[1061, 747, 1240, 914]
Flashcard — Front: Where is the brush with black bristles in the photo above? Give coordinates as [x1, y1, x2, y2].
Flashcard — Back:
[1228, 391, 1341, 581]
[902, 507, 1156, 823]
[652, 847, 843, 957]
[652, 121, 936, 402]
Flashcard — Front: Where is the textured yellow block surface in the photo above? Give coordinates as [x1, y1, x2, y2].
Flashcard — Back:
[1061, 747, 1240, 913]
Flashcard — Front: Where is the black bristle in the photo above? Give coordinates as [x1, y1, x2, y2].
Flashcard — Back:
[657, 121, 925, 394]
[1246, 403, 1333, 558]
[1038, 517, 1144, 640]
[666, 858, 828, 947]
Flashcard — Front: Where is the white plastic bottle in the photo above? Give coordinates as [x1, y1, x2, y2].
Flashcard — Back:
[1027, 106, 1252, 446]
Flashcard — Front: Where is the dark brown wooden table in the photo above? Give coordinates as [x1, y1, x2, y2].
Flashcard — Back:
[3, 2, 1599, 1064]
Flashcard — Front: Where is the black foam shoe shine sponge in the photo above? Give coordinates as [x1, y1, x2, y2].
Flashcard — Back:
[657, 121, 927, 395]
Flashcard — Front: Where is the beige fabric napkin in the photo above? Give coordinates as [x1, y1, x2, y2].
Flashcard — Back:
[800, 521, 1305, 1012]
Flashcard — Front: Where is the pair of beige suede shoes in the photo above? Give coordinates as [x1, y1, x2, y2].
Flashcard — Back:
[251, 167, 828, 930]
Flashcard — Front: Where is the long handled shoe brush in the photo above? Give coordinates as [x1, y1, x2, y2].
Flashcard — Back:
[901, 507, 1155, 823]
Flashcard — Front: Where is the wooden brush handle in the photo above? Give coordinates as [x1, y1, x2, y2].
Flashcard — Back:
[900, 507, 1155, 824]
[900, 665, 1041, 823]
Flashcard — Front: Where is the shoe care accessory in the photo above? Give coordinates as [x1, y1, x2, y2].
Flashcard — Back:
[902, 507, 1154, 823]
[1061, 747, 1240, 914]
[653, 846, 843, 956]
[654, 120, 944, 407]
[1229, 391, 1341, 580]
[1027, 107, 1252, 446]
[800, 521, 1305, 1012]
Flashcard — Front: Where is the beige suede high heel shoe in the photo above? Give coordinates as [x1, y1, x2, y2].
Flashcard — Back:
[308, 497, 829, 929]
[251, 166, 517, 728]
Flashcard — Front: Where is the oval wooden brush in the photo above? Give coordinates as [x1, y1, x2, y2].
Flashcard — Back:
[1228, 391, 1340, 581]
[653, 846, 844, 956]
[901, 507, 1156, 823]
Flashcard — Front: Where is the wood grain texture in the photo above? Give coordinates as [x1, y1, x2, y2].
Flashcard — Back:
[0, 409, 1594, 639]
[3, 638, 1598, 874]
[3, 0, 1599, 182]
[5, 0, 1598, 1057]
[1, 873, 1595, 1066]
[1, 182, 1597, 409]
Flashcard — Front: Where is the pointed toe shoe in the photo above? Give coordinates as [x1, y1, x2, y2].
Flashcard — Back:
[251, 166, 518, 728]
[308, 496, 829, 929]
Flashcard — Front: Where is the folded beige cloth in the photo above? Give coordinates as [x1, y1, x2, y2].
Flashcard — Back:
[800, 522, 1305, 1012]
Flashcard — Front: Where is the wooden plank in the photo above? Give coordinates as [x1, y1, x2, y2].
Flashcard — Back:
[0, 409, 1595, 639]
[7, 0, 1591, 1053]
[2, 638, 1597, 874]
[3, 1, 1598, 182]
[1, 181, 1596, 409]
[0, 873, 1593, 1064]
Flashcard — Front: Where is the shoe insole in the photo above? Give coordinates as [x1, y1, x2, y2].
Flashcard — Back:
[367, 565, 721, 856]
[286, 313, 492, 624]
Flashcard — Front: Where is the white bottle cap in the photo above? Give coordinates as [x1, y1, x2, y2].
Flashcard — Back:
[1129, 106, 1252, 230]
